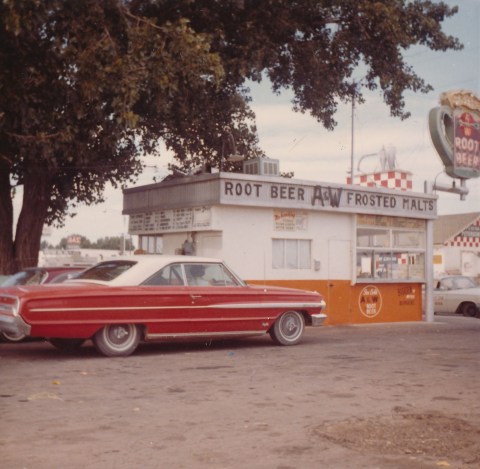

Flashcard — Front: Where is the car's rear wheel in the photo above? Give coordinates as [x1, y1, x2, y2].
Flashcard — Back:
[0, 331, 26, 343]
[462, 302, 478, 318]
[269, 311, 305, 346]
[49, 338, 85, 352]
[93, 324, 141, 357]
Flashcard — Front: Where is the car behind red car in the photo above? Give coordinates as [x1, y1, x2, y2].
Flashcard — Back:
[0, 266, 85, 342]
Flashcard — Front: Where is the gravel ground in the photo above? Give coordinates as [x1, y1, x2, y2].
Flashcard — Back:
[1, 315, 479, 469]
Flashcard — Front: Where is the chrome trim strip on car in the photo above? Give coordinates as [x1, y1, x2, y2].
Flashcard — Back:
[146, 330, 266, 340]
[209, 302, 326, 309]
[30, 301, 326, 313]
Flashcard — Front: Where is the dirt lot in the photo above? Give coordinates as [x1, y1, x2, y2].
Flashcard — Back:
[1, 315, 479, 469]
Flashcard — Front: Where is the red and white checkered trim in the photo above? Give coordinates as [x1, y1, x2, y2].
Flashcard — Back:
[449, 236, 480, 247]
[448, 219, 480, 247]
[346, 170, 413, 191]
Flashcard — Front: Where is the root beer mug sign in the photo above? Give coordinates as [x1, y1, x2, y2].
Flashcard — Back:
[429, 90, 480, 180]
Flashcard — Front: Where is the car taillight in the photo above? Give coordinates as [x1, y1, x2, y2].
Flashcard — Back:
[0, 294, 20, 316]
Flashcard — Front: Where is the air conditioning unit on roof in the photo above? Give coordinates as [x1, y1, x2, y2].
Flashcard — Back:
[243, 157, 280, 176]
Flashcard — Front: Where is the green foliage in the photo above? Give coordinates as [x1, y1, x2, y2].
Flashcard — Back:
[92, 236, 135, 251]
[0, 0, 462, 272]
[56, 235, 134, 251]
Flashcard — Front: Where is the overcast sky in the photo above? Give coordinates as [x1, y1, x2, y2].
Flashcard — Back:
[17, 0, 480, 246]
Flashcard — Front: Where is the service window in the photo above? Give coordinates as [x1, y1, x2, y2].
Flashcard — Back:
[272, 239, 311, 269]
[355, 215, 426, 282]
[139, 235, 163, 254]
[357, 227, 390, 248]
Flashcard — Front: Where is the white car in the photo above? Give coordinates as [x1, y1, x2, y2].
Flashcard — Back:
[433, 276, 480, 318]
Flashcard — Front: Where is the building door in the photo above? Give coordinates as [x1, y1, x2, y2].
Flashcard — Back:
[461, 251, 478, 277]
[327, 239, 352, 321]
[328, 239, 351, 279]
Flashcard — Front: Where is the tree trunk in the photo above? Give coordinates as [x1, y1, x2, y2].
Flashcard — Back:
[12, 172, 53, 272]
[0, 161, 16, 274]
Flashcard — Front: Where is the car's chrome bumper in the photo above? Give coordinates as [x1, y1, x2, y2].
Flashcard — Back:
[311, 313, 328, 326]
[0, 314, 31, 337]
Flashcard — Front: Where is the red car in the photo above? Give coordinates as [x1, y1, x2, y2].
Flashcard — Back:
[0, 266, 85, 342]
[0, 256, 327, 357]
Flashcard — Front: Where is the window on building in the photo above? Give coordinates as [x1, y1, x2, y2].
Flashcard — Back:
[357, 228, 390, 248]
[273, 239, 311, 269]
[139, 235, 163, 254]
[356, 216, 426, 282]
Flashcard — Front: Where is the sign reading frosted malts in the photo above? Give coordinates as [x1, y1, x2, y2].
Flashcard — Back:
[221, 179, 436, 218]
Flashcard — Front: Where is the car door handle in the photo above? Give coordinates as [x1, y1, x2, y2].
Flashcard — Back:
[190, 294, 202, 299]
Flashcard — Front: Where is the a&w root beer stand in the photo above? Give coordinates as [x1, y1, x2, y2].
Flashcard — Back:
[122, 89, 480, 325]
[123, 156, 436, 325]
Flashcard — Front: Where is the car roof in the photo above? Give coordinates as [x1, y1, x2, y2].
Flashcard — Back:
[69, 255, 224, 286]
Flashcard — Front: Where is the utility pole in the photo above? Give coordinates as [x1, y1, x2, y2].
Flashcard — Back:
[350, 90, 355, 184]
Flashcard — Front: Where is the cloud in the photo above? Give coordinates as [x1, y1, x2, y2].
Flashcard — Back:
[249, 86, 480, 216]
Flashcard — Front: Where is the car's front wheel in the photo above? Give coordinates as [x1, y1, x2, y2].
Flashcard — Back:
[93, 324, 141, 357]
[462, 302, 478, 318]
[269, 311, 305, 346]
[0, 331, 26, 343]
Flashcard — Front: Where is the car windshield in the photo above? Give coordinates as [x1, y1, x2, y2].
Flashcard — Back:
[2, 270, 46, 286]
[74, 260, 136, 282]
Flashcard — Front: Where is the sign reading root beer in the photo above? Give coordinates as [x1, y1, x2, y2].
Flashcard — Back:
[429, 90, 480, 179]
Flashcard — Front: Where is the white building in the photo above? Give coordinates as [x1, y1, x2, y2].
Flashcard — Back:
[123, 159, 437, 325]
[433, 212, 480, 279]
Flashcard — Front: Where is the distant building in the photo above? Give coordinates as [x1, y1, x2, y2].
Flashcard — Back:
[433, 212, 480, 279]
[66, 235, 82, 250]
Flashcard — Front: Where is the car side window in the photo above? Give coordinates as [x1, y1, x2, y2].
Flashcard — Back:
[51, 273, 73, 284]
[456, 277, 474, 289]
[143, 264, 185, 286]
[208, 264, 239, 286]
[440, 278, 453, 290]
[184, 263, 240, 287]
[185, 264, 211, 286]
[3, 270, 46, 286]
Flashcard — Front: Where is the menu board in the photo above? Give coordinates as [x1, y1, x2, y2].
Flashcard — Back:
[129, 207, 212, 234]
